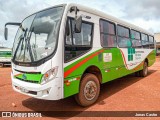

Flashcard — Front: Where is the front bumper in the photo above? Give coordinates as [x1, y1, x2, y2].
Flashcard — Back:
[11, 73, 63, 100]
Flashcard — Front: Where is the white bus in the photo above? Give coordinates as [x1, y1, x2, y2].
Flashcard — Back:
[0, 47, 11, 67]
[5, 3, 156, 106]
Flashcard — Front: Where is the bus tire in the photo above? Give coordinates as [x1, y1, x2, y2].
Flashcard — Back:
[139, 62, 148, 77]
[75, 73, 100, 107]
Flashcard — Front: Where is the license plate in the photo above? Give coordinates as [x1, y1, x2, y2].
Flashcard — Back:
[19, 87, 28, 93]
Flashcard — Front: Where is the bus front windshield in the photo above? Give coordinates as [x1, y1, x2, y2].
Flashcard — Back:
[13, 7, 64, 63]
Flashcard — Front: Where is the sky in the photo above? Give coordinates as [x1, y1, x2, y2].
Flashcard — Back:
[0, 0, 160, 48]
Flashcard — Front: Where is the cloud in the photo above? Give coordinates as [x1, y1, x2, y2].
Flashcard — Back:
[121, 0, 160, 20]
[113, 0, 160, 34]
[0, 0, 49, 47]
[0, 0, 160, 48]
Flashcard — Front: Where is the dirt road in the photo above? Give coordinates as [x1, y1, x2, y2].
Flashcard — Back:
[0, 57, 160, 119]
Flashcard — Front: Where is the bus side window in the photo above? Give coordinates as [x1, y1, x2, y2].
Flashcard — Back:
[99, 19, 117, 48]
[117, 25, 131, 48]
[71, 19, 92, 46]
[131, 30, 142, 48]
[149, 36, 154, 49]
[141, 33, 149, 49]
[64, 18, 93, 62]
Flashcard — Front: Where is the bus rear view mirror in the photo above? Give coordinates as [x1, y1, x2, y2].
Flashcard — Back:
[4, 27, 8, 40]
[75, 16, 82, 33]
[4, 22, 21, 40]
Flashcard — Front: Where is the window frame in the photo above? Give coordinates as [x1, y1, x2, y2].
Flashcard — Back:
[141, 33, 149, 41]
[131, 29, 141, 40]
[99, 18, 117, 48]
[65, 17, 94, 47]
[149, 35, 154, 49]
[12, 6, 65, 67]
[149, 35, 154, 43]
[117, 25, 130, 38]
[131, 29, 142, 48]
[117, 24, 132, 48]
[64, 17, 94, 63]
[141, 33, 149, 49]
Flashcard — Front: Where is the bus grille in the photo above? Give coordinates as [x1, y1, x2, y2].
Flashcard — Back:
[15, 77, 39, 84]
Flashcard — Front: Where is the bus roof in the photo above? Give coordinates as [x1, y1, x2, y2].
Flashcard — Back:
[66, 3, 153, 36]
[19, 3, 153, 36]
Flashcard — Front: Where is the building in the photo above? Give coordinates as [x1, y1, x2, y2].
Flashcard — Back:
[154, 33, 160, 55]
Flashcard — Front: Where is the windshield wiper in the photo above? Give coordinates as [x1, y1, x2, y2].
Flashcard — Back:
[12, 35, 24, 61]
[13, 27, 27, 62]
[24, 27, 34, 62]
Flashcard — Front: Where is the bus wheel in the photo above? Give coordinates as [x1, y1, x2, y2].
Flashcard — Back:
[75, 73, 100, 107]
[139, 62, 148, 77]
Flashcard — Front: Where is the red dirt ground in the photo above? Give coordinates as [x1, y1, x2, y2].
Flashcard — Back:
[0, 57, 160, 120]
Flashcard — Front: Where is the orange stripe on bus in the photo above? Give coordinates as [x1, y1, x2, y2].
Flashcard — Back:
[64, 49, 104, 78]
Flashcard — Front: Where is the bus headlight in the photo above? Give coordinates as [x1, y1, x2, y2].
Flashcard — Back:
[41, 66, 58, 84]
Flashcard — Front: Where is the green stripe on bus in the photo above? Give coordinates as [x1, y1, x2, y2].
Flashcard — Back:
[63, 49, 156, 98]
[14, 73, 43, 83]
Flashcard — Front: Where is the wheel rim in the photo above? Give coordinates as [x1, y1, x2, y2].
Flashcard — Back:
[84, 81, 97, 101]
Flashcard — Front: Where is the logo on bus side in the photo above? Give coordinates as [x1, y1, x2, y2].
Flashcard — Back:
[128, 48, 135, 61]
[128, 48, 143, 61]
[22, 74, 27, 80]
[103, 53, 112, 62]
